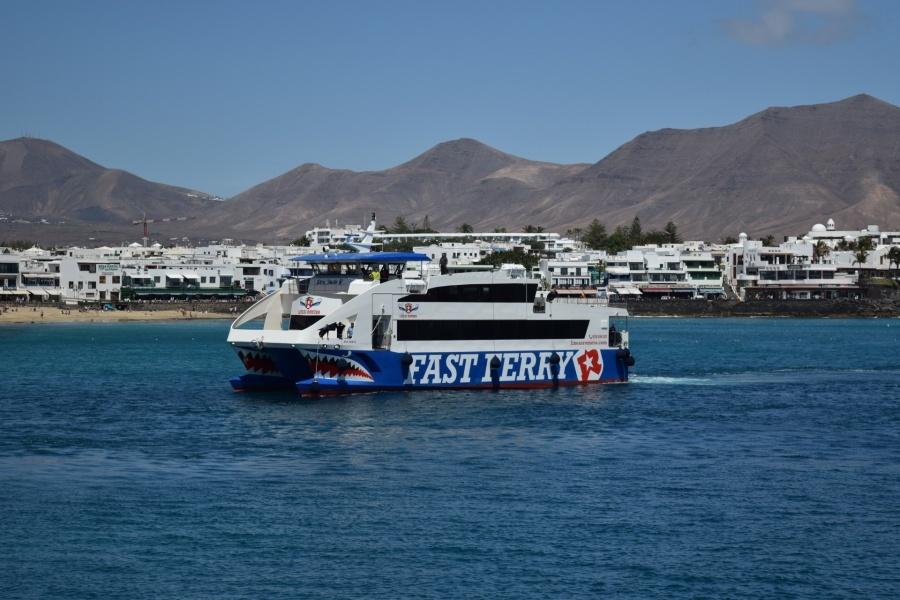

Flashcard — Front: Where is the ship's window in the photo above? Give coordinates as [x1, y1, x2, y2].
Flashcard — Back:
[398, 283, 537, 303]
[289, 315, 324, 330]
[397, 319, 588, 341]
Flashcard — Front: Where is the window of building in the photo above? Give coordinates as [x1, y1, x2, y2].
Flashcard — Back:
[88, 281, 96, 289]
[99, 276, 106, 284]
[154, 276, 161, 283]
[112, 276, 120, 284]
[210, 277, 217, 284]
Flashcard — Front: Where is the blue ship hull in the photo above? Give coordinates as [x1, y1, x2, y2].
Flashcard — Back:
[230, 346, 632, 395]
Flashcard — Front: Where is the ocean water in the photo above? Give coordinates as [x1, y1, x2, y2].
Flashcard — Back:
[1, 318, 899, 599]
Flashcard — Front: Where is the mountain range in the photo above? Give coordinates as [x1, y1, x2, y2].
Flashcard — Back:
[2, 94, 900, 245]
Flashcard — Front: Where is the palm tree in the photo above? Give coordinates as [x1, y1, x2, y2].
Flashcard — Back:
[836, 239, 854, 251]
[887, 246, 900, 279]
[854, 248, 870, 283]
[813, 240, 830, 264]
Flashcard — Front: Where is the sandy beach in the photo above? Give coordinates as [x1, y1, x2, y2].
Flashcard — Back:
[0, 306, 232, 325]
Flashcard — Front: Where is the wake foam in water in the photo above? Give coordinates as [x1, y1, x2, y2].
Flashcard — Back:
[632, 368, 900, 387]
[630, 375, 715, 386]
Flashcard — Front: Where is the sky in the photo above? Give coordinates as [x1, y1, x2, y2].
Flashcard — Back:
[2, 0, 899, 197]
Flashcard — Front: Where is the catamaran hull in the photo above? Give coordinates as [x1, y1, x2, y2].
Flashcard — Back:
[230, 345, 632, 395]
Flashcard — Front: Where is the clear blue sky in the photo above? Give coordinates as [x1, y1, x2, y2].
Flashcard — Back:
[2, 0, 898, 197]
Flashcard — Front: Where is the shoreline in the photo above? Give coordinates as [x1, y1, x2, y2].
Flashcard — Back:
[622, 298, 900, 318]
[0, 306, 232, 325]
[4, 297, 900, 325]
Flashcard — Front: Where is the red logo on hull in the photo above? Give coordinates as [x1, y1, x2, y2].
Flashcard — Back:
[576, 349, 602, 381]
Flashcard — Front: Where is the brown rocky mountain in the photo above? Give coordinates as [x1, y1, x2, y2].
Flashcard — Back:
[217, 94, 900, 241]
[519, 93, 900, 238]
[3, 94, 900, 245]
[0, 137, 216, 244]
[208, 138, 588, 240]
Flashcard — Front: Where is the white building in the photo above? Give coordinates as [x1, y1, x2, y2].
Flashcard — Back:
[604, 245, 724, 298]
[303, 220, 369, 249]
[725, 233, 859, 300]
[806, 218, 900, 248]
[0, 254, 24, 299]
[535, 251, 606, 290]
[413, 242, 487, 266]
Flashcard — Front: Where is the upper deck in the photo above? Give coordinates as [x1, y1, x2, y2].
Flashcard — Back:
[228, 253, 629, 353]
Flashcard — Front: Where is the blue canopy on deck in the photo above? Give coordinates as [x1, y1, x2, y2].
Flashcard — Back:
[293, 251, 431, 264]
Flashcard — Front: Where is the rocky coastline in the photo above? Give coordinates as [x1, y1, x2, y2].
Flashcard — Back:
[623, 298, 900, 318]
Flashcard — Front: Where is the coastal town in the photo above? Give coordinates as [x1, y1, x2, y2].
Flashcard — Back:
[2, 216, 899, 320]
[7, 1, 900, 596]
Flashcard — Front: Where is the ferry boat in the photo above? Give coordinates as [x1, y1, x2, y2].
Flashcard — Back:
[227, 251, 634, 395]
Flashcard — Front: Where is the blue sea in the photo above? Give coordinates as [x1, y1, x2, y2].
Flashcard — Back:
[1, 318, 899, 598]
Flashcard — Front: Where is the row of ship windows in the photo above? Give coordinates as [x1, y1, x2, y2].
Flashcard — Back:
[399, 283, 538, 303]
[397, 319, 589, 341]
[290, 316, 589, 340]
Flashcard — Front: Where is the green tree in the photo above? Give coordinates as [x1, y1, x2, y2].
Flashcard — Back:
[606, 225, 632, 253]
[390, 216, 411, 234]
[0, 240, 37, 251]
[628, 216, 642, 244]
[854, 247, 870, 282]
[457, 223, 474, 234]
[416, 215, 437, 234]
[290, 236, 310, 247]
[761, 234, 777, 246]
[566, 227, 583, 241]
[381, 239, 414, 252]
[663, 221, 681, 244]
[582, 219, 608, 250]
[476, 249, 538, 271]
[887, 246, 900, 279]
[857, 236, 875, 252]
[641, 230, 670, 245]
[522, 224, 545, 234]
[493, 226, 507, 233]
[720, 235, 739, 245]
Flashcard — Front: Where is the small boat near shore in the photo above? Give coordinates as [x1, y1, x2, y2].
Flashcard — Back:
[227, 228, 633, 395]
